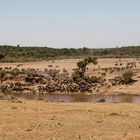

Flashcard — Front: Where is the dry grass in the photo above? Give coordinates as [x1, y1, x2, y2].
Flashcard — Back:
[1, 58, 140, 72]
[0, 58, 140, 139]
[0, 100, 140, 140]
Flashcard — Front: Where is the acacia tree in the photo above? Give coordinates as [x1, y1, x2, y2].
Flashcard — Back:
[73, 57, 98, 79]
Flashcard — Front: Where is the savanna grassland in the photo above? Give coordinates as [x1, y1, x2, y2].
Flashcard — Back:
[0, 46, 140, 140]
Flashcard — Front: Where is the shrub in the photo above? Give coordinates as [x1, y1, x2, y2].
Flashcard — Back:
[97, 98, 105, 102]
[0, 54, 4, 59]
[11, 68, 20, 77]
[122, 70, 134, 84]
[0, 69, 7, 84]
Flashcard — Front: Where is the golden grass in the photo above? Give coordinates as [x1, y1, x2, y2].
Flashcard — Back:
[0, 100, 140, 140]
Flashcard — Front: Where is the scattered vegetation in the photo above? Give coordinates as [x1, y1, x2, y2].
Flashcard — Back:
[122, 70, 134, 84]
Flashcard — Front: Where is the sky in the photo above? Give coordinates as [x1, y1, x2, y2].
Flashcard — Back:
[0, 0, 140, 48]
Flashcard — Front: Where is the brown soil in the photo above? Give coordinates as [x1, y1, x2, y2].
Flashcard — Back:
[0, 100, 140, 140]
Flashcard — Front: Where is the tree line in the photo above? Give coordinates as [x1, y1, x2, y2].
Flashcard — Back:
[0, 45, 140, 62]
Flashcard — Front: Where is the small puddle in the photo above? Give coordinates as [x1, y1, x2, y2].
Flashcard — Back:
[6, 93, 140, 104]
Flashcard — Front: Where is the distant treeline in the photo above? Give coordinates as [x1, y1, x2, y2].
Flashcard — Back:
[0, 45, 140, 62]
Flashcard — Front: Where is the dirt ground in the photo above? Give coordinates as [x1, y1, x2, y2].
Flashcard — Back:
[0, 100, 140, 140]
[1, 58, 140, 95]
[1, 58, 140, 72]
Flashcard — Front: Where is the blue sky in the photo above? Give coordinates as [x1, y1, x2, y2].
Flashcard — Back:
[0, 0, 140, 48]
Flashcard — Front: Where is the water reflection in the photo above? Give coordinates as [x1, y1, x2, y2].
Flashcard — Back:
[7, 93, 140, 104]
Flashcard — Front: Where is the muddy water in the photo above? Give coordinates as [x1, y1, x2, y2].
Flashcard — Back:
[7, 93, 140, 103]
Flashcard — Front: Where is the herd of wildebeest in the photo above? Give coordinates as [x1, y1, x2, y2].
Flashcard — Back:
[0, 58, 140, 94]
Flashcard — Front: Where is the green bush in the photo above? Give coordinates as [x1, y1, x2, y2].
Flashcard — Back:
[73, 57, 98, 78]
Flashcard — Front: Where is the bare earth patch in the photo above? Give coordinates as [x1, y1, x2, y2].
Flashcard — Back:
[0, 100, 140, 140]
